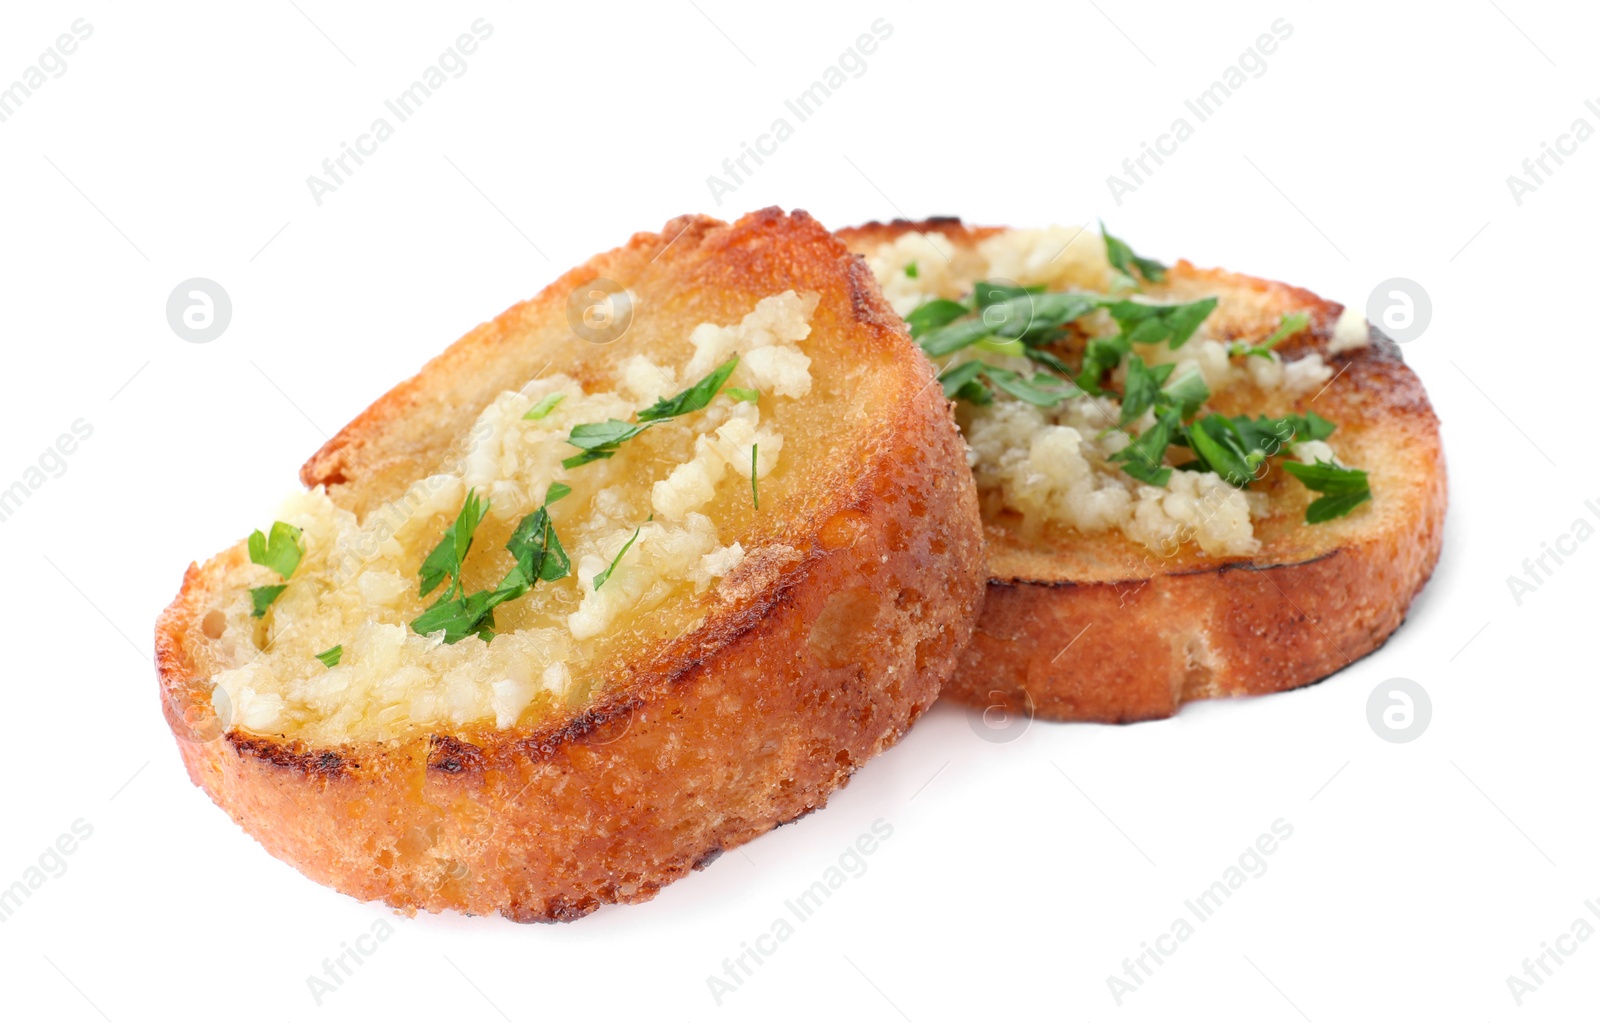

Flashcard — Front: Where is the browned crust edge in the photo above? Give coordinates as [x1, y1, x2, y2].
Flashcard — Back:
[155, 209, 985, 920]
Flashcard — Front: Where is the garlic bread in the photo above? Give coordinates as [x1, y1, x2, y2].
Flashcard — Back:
[840, 218, 1445, 722]
[156, 208, 985, 919]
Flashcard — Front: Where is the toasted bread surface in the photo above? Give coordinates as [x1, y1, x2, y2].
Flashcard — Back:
[156, 209, 985, 919]
[839, 218, 1446, 722]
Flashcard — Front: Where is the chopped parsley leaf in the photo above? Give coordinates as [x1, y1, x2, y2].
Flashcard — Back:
[594, 525, 642, 591]
[983, 367, 1082, 407]
[1161, 369, 1211, 420]
[563, 419, 652, 468]
[905, 298, 970, 339]
[564, 358, 742, 468]
[247, 521, 303, 580]
[1119, 356, 1176, 426]
[638, 356, 739, 422]
[900, 277, 1366, 529]
[410, 588, 504, 645]
[498, 486, 572, 595]
[1101, 221, 1167, 284]
[904, 261, 919, 279]
[910, 288, 1102, 358]
[938, 360, 990, 403]
[1262, 311, 1311, 349]
[1229, 311, 1311, 359]
[561, 449, 617, 469]
[1174, 413, 1340, 489]
[937, 360, 1080, 408]
[919, 316, 1000, 357]
[1284, 410, 1337, 443]
[973, 280, 1043, 308]
[249, 585, 287, 618]
[1076, 334, 1132, 394]
[523, 392, 566, 420]
[1283, 460, 1372, 522]
[1111, 407, 1182, 487]
[1183, 415, 1263, 487]
[417, 489, 488, 600]
[1104, 296, 1218, 349]
[411, 483, 572, 644]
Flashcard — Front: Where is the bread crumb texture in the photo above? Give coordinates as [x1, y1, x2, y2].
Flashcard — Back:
[864, 227, 1342, 557]
[208, 292, 816, 744]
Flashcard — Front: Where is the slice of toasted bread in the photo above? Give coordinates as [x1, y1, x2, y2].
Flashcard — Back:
[155, 208, 984, 920]
[838, 218, 1446, 722]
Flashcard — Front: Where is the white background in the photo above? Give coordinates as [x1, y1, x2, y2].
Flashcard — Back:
[0, 1, 1594, 1020]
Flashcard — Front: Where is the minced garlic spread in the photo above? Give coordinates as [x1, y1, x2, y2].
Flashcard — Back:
[208, 291, 817, 742]
[866, 227, 1346, 557]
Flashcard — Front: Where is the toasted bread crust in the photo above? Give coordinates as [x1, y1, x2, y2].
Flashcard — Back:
[838, 219, 1446, 722]
[156, 209, 984, 919]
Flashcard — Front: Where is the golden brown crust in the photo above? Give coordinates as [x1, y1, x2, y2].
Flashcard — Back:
[156, 209, 985, 919]
[838, 218, 1447, 722]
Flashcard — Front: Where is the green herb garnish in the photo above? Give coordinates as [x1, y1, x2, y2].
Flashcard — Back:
[905, 261, 919, 279]
[1112, 407, 1182, 487]
[593, 525, 643, 591]
[1076, 334, 1132, 394]
[315, 645, 343, 668]
[937, 360, 1081, 407]
[417, 488, 487, 600]
[901, 272, 1370, 526]
[411, 483, 572, 644]
[638, 357, 739, 422]
[1118, 356, 1176, 426]
[250, 585, 287, 618]
[1230, 311, 1311, 360]
[751, 444, 760, 510]
[248, 521, 304, 579]
[523, 393, 566, 420]
[982, 367, 1083, 407]
[564, 358, 741, 468]
[727, 387, 760, 403]
[562, 420, 651, 468]
[905, 298, 970, 339]
[913, 289, 1103, 360]
[919, 316, 1001, 357]
[1161, 369, 1211, 420]
[1104, 297, 1218, 349]
[1182, 415, 1265, 487]
[1101, 221, 1167, 284]
[1283, 460, 1372, 523]
[497, 483, 573, 594]
[246, 521, 304, 616]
